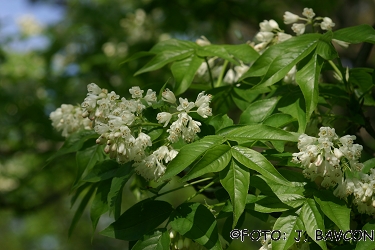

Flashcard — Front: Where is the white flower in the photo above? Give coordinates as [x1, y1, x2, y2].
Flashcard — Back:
[136, 132, 152, 148]
[291, 23, 305, 35]
[129, 86, 144, 98]
[234, 64, 250, 80]
[318, 127, 336, 139]
[302, 8, 315, 19]
[320, 17, 335, 30]
[87, 83, 102, 95]
[197, 103, 212, 118]
[339, 135, 356, 146]
[332, 39, 350, 48]
[166, 149, 178, 163]
[196, 36, 211, 46]
[284, 65, 297, 84]
[177, 98, 195, 112]
[223, 69, 236, 84]
[283, 11, 300, 24]
[253, 42, 268, 52]
[143, 89, 157, 105]
[157, 112, 172, 127]
[276, 32, 292, 43]
[50, 104, 92, 137]
[259, 19, 279, 32]
[162, 88, 176, 103]
[195, 91, 212, 107]
[334, 148, 344, 159]
[255, 31, 274, 43]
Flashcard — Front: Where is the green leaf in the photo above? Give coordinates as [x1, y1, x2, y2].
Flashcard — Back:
[90, 179, 111, 231]
[355, 219, 375, 249]
[239, 97, 280, 125]
[241, 34, 320, 89]
[362, 158, 375, 174]
[225, 124, 299, 142]
[74, 144, 104, 188]
[170, 203, 222, 250]
[278, 98, 306, 133]
[69, 184, 97, 237]
[220, 159, 250, 228]
[121, 51, 155, 64]
[231, 146, 292, 186]
[150, 39, 198, 53]
[246, 195, 294, 213]
[101, 199, 173, 241]
[209, 114, 234, 133]
[132, 229, 170, 250]
[196, 45, 238, 65]
[314, 190, 351, 231]
[135, 50, 194, 75]
[171, 54, 205, 95]
[316, 31, 338, 60]
[333, 24, 375, 44]
[82, 160, 121, 182]
[263, 113, 296, 128]
[250, 175, 306, 206]
[300, 199, 327, 250]
[181, 144, 231, 182]
[159, 135, 227, 181]
[107, 165, 134, 219]
[295, 54, 324, 124]
[47, 130, 98, 163]
[272, 210, 305, 250]
[222, 44, 259, 64]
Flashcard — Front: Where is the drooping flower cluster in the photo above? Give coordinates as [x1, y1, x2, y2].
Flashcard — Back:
[157, 89, 213, 143]
[252, 19, 292, 53]
[292, 127, 375, 215]
[50, 104, 92, 137]
[51, 83, 212, 181]
[283, 8, 335, 36]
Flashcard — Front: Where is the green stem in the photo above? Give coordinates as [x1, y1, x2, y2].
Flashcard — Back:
[328, 60, 343, 81]
[185, 179, 217, 202]
[205, 57, 215, 89]
[154, 177, 214, 198]
[215, 60, 229, 88]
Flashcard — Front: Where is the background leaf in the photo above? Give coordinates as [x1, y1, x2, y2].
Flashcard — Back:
[300, 199, 327, 250]
[181, 144, 231, 182]
[219, 159, 250, 228]
[314, 190, 351, 231]
[171, 54, 205, 95]
[333, 24, 375, 44]
[239, 97, 280, 125]
[231, 146, 292, 186]
[295, 54, 324, 125]
[132, 229, 170, 250]
[170, 203, 222, 250]
[160, 135, 227, 181]
[101, 199, 173, 241]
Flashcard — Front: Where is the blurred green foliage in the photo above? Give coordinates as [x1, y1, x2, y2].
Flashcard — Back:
[0, 0, 374, 249]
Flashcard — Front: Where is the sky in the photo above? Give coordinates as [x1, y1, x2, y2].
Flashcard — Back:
[0, 0, 64, 51]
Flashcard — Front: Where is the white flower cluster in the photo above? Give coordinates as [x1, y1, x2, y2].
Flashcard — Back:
[253, 19, 292, 52]
[157, 89, 213, 143]
[79, 83, 183, 180]
[50, 104, 92, 137]
[64, 83, 212, 181]
[283, 8, 335, 35]
[292, 127, 375, 215]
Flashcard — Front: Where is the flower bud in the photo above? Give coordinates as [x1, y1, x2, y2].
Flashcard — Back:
[283, 11, 300, 24]
[162, 88, 176, 103]
[320, 17, 335, 30]
[291, 23, 305, 36]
